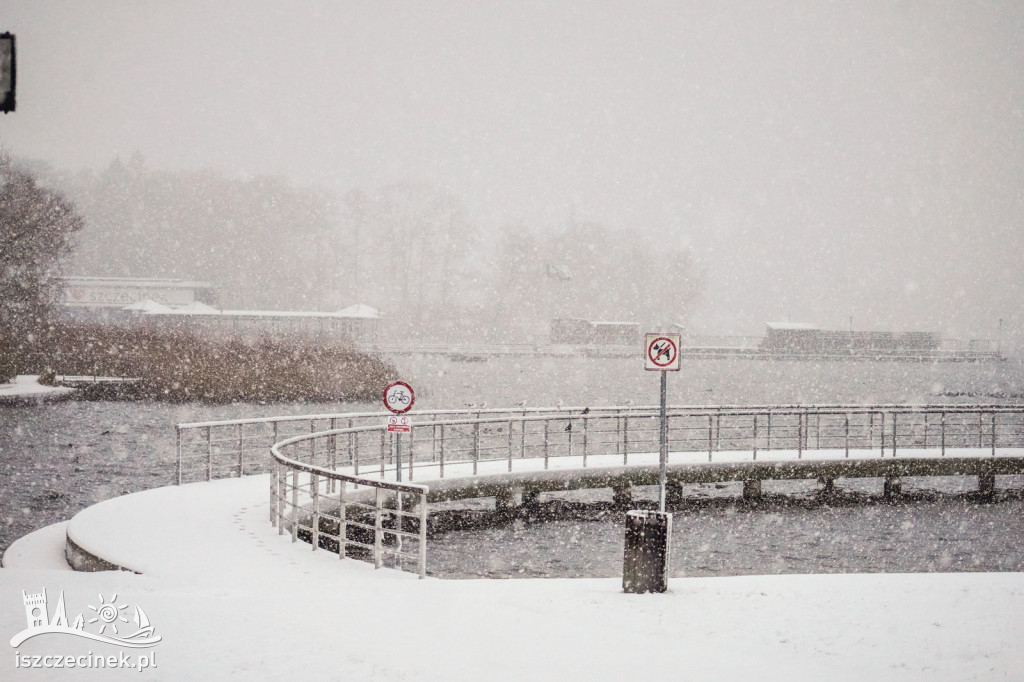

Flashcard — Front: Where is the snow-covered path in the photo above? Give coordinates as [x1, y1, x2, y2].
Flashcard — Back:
[3, 475, 1023, 680]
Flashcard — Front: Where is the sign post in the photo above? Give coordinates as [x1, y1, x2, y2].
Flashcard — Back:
[623, 333, 681, 594]
[383, 381, 415, 482]
[644, 333, 680, 511]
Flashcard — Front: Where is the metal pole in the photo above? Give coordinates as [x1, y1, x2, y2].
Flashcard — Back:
[752, 415, 758, 460]
[659, 370, 668, 513]
[396, 432, 402, 482]
[992, 413, 997, 456]
[176, 426, 182, 486]
[206, 426, 213, 481]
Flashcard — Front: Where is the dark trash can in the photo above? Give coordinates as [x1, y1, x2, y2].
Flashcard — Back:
[622, 510, 672, 593]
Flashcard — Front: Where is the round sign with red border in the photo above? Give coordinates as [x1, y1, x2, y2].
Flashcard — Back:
[383, 381, 415, 414]
[646, 335, 679, 369]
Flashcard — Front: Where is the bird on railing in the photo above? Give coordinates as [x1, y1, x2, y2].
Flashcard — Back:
[581, 407, 590, 415]
[565, 423, 572, 432]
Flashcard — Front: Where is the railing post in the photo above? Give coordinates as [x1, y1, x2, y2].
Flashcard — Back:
[329, 418, 338, 492]
[278, 465, 286, 535]
[892, 412, 898, 457]
[544, 419, 550, 469]
[519, 413, 527, 460]
[270, 462, 277, 524]
[707, 414, 713, 462]
[797, 412, 803, 459]
[237, 423, 244, 478]
[767, 411, 772, 450]
[439, 424, 446, 478]
[622, 416, 629, 465]
[941, 412, 946, 456]
[349, 417, 356, 469]
[409, 426, 415, 481]
[992, 413, 997, 456]
[418, 491, 428, 579]
[752, 415, 758, 460]
[508, 420, 514, 472]
[879, 412, 885, 457]
[845, 414, 850, 458]
[338, 482, 347, 560]
[311, 473, 320, 551]
[176, 426, 183, 486]
[291, 469, 299, 543]
[567, 416, 574, 458]
[582, 414, 589, 467]
[979, 413, 984, 448]
[206, 425, 213, 481]
[310, 419, 317, 466]
[374, 487, 383, 569]
[473, 422, 480, 475]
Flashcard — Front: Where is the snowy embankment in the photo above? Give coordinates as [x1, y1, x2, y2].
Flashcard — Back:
[2, 476, 1023, 680]
[0, 376, 74, 405]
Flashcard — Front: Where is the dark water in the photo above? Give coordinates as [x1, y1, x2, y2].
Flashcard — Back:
[3, 355, 1024, 574]
[425, 483, 1024, 578]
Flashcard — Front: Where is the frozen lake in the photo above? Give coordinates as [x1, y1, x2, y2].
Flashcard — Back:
[3, 354, 1024, 571]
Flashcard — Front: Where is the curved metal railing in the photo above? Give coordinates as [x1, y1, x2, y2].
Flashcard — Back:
[178, 403, 1024, 484]
[178, 403, 1024, 578]
[270, 431, 429, 577]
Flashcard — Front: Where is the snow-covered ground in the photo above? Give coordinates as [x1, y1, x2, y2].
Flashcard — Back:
[3, 475, 1023, 680]
[0, 376, 74, 403]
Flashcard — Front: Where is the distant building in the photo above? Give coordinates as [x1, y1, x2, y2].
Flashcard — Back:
[761, 323, 941, 353]
[137, 303, 383, 344]
[551, 318, 640, 345]
[62, 277, 216, 320]
[60, 277, 380, 344]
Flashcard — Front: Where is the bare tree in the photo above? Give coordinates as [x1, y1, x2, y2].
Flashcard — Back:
[0, 154, 83, 380]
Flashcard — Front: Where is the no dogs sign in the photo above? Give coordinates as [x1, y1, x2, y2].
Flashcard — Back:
[644, 334, 681, 371]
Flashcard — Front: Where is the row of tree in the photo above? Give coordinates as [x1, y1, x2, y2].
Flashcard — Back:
[10, 155, 703, 349]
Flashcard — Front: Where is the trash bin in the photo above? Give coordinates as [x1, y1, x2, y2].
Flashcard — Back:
[622, 510, 672, 593]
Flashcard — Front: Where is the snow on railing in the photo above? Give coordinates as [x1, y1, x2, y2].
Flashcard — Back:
[176, 403, 1024, 579]
[270, 432, 429, 578]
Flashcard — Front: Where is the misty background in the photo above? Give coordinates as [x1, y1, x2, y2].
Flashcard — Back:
[2, 1, 1022, 346]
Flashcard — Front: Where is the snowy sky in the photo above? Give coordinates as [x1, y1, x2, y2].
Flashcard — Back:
[2, 1, 1023, 340]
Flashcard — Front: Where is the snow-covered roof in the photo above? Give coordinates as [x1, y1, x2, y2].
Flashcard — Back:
[121, 299, 175, 313]
[766, 322, 819, 331]
[337, 303, 382, 318]
[174, 301, 221, 313]
[144, 306, 380, 320]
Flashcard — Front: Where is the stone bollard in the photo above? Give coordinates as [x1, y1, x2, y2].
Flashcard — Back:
[818, 477, 835, 497]
[494, 487, 516, 511]
[622, 510, 672, 594]
[742, 479, 762, 501]
[978, 472, 996, 500]
[666, 480, 684, 506]
[883, 476, 902, 501]
[612, 483, 633, 509]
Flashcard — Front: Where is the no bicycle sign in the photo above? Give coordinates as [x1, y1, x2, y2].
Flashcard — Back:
[645, 333, 681, 371]
[383, 381, 415, 414]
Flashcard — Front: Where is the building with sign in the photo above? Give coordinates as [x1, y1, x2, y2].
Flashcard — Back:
[60, 277, 381, 344]
[62, 277, 217, 320]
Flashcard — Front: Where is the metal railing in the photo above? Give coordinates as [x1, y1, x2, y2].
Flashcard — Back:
[177, 404, 1024, 486]
[270, 431, 428, 578]
[177, 403, 1024, 578]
